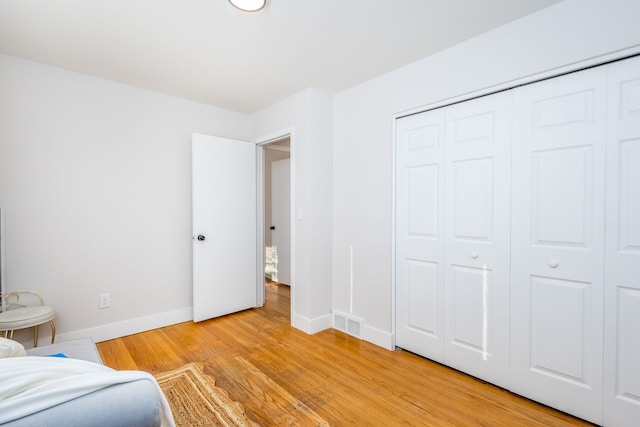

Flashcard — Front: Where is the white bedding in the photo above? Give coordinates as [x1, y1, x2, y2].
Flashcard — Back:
[0, 356, 175, 426]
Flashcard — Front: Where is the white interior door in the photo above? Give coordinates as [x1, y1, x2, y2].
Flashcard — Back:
[395, 108, 446, 362]
[604, 56, 640, 427]
[510, 67, 606, 424]
[192, 133, 257, 322]
[443, 91, 511, 388]
[271, 158, 291, 285]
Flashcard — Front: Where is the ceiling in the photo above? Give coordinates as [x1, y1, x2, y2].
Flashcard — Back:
[0, 0, 561, 114]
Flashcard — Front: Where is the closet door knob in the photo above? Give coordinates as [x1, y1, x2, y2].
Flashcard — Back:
[548, 259, 559, 268]
[471, 252, 479, 259]
[197, 234, 206, 241]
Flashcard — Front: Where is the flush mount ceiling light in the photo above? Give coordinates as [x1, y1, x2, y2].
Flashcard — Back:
[228, 0, 266, 12]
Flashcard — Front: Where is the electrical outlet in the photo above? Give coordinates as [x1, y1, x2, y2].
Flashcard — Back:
[99, 293, 110, 309]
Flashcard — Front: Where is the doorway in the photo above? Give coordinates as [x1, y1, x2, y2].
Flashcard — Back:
[263, 137, 290, 285]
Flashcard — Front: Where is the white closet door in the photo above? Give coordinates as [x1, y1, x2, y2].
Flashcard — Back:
[604, 56, 640, 427]
[443, 92, 511, 388]
[395, 109, 445, 362]
[511, 67, 606, 424]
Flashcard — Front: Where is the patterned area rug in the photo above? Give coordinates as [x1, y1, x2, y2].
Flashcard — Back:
[155, 363, 259, 427]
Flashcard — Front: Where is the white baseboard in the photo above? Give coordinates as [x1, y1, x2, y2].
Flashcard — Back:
[54, 307, 193, 344]
[363, 324, 395, 351]
[291, 312, 332, 335]
[24, 306, 393, 354]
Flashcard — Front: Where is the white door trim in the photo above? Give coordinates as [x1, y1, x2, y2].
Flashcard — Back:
[394, 47, 640, 121]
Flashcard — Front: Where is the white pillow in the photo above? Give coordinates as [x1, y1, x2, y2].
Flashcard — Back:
[0, 337, 26, 358]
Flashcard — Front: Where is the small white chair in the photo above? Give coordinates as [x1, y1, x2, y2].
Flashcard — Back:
[0, 291, 56, 347]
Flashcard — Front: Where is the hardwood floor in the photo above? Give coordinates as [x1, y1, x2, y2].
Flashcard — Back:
[97, 283, 592, 426]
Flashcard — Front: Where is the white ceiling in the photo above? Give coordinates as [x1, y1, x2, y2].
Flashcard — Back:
[0, 0, 561, 114]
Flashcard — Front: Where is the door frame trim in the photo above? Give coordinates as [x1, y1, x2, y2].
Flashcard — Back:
[254, 128, 295, 321]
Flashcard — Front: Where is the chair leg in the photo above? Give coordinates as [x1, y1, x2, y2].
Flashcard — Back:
[49, 320, 56, 344]
[33, 324, 39, 347]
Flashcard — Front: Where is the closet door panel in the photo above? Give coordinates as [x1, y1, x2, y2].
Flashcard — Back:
[405, 260, 439, 334]
[529, 276, 591, 379]
[396, 110, 446, 361]
[531, 146, 593, 247]
[452, 158, 493, 240]
[450, 265, 493, 350]
[511, 66, 606, 424]
[444, 91, 511, 388]
[604, 55, 640, 427]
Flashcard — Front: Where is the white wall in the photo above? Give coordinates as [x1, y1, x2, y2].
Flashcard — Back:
[253, 88, 333, 333]
[0, 53, 252, 344]
[332, 0, 640, 349]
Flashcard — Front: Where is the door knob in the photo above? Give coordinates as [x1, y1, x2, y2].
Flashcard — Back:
[270, 225, 276, 230]
[197, 234, 206, 241]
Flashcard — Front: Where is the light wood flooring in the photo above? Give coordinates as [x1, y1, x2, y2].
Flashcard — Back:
[97, 282, 593, 426]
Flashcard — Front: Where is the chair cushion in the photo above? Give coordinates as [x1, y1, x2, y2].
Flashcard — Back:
[0, 306, 55, 329]
[0, 337, 27, 358]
